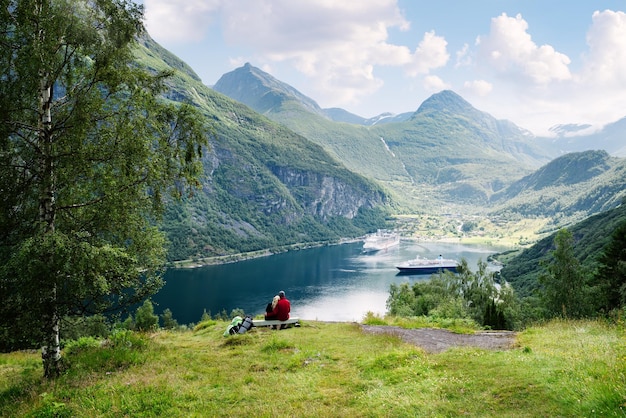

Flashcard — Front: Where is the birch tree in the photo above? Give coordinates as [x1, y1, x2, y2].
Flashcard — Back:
[0, 0, 207, 377]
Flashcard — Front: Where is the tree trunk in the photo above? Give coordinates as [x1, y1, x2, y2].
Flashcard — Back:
[39, 76, 61, 378]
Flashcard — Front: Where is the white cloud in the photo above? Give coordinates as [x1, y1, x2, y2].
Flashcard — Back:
[215, 0, 414, 107]
[455, 43, 472, 68]
[405, 31, 450, 76]
[144, 0, 222, 42]
[423, 75, 450, 92]
[581, 10, 626, 86]
[143, 2, 626, 137]
[220, 0, 409, 50]
[462, 80, 492, 96]
[477, 13, 571, 84]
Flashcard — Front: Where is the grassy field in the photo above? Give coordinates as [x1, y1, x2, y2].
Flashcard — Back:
[1, 318, 624, 417]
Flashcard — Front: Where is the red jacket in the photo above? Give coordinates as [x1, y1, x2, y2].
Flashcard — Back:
[269, 297, 290, 321]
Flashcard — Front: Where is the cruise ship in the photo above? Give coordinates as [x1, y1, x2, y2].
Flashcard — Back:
[396, 255, 458, 274]
[361, 230, 400, 253]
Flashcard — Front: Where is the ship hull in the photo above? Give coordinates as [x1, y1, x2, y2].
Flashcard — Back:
[396, 265, 458, 275]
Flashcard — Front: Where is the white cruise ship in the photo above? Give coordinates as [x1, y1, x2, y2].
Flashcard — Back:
[362, 230, 400, 253]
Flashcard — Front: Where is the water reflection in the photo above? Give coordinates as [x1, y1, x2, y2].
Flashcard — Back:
[153, 241, 505, 324]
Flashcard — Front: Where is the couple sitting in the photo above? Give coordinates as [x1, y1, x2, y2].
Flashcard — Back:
[265, 290, 290, 321]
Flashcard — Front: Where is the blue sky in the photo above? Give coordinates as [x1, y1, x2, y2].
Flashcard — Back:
[142, 0, 626, 136]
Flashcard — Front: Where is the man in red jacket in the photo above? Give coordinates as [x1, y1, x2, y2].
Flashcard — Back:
[266, 290, 290, 322]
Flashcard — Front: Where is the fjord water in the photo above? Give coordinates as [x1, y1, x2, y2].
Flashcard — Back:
[153, 241, 503, 324]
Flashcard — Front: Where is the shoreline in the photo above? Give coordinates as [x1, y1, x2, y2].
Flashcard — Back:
[166, 237, 363, 269]
[166, 234, 520, 270]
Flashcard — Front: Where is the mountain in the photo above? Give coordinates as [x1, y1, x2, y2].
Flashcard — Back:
[214, 63, 415, 191]
[370, 90, 551, 204]
[134, 43, 626, 261]
[490, 150, 626, 226]
[133, 37, 388, 261]
[213, 63, 412, 126]
[212, 62, 326, 118]
[364, 112, 413, 126]
[214, 64, 551, 209]
[323, 108, 413, 125]
[499, 199, 626, 297]
[542, 117, 626, 157]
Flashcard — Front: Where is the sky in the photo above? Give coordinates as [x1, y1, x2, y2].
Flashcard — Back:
[141, 0, 626, 137]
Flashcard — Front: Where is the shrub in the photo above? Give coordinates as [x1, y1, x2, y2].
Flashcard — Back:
[135, 300, 159, 331]
[64, 337, 101, 355]
[161, 308, 179, 330]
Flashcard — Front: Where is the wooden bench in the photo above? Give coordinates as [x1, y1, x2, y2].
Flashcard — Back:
[252, 317, 300, 328]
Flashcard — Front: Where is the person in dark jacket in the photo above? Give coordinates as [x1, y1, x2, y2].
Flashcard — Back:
[265, 290, 290, 322]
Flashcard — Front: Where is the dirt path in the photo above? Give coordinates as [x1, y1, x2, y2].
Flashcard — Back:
[360, 325, 517, 353]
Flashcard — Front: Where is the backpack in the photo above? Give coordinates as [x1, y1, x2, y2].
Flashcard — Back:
[223, 315, 254, 337]
[223, 316, 243, 337]
[237, 316, 254, 334]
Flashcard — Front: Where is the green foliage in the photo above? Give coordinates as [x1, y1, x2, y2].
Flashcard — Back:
[200, 309, 211, 322]
[29, 393, 74, 418]
[388, 315, 480, 334]
[2, 320, 624, 417]
[387, 259, 519, 329]
[62, 330, 149, 380]
[491, 151, 626, 226]
[594, 220, 626, 311]
[500, 201, 626, 322]
[120, 314, 135, 331]
[60, 315, 111, 343]
[107, 329, 148, 351]
[0, 0, 207, 377]
[135, 300, 159, 332]
[160, 308, 179, 330]
[501, 202, 626, 298]
[63, 337, 101, 355]
[229, 308, 246, 319]
[362, 311, 388, 325]
[539, 228, 591, 318]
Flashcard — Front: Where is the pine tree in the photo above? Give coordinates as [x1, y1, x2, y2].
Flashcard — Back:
[539, 228, 589, 318]
[135, 300, 159, 331]
[595, 220, 626, 311]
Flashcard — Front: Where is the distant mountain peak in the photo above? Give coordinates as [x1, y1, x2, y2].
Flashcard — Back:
[415, 90, 475, 115]
[213, 63, 323, 116]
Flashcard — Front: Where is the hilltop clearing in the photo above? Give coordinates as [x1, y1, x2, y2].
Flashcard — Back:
[1, 319, 623, 417]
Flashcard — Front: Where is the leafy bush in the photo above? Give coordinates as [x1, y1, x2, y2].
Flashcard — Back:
[386, 259, 520, 330]
[160, 308, 179, 330]
[64, 337, 101, 355]
[107, 329, 148, 351]
[362, 311, 387, 325]
[135, 300, 159, 331]
[61, 314, 111, 343]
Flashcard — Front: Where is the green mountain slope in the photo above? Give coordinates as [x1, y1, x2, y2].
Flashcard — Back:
[214, 63, 413, 186]
[372, 91, 550, 204]
[213, 64, 551, 209]
[490, 150, 626, 226]
[133, 37, 388, 261]
[499, 200, 626, 297]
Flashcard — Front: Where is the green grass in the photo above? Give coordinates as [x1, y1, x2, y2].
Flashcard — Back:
[1, 319, 624, 417]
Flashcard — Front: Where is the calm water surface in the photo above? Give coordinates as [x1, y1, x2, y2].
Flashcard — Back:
[152, 241, 505, 324]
